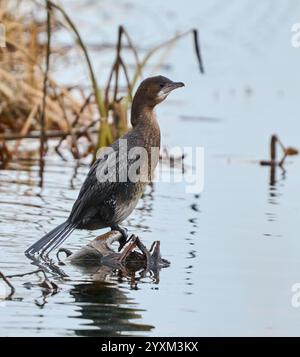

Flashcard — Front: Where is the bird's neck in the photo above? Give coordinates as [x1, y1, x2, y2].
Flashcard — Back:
[131, 95, 154, 127]
[130, 95, 161, 181]
[130, 96, 160, 147]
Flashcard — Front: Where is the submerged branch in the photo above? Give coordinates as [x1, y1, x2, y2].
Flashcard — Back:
[0, 271, 15, 299]
[65, 230, 170, 274]
[6, 269, 48, 280]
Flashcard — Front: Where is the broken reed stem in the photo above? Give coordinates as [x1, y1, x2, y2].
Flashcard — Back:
[105, 62, 116, 105]
[105, 26, 138, 105]
[129, 29, 205, 101]
[120, 26, 142, 79]
[270, 135, 277, 162]
[40, 0, 52, 162]
[48, 1, 106, 119]
[104, 27, 124, 104]
[69, 94, 93, 159]
[0, 271, 15, 299]
[192, 29, 205, 74]
[47, 1, 113, 151]
[114, 31, 133, 102]
[72, 93, 93, 127]
[260, 135, 298, 168]
[113, 26, 123, 102]
[120, 57, 133, 102]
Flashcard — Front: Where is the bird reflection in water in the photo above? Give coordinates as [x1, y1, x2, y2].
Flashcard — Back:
[65, 237, 169, 336]
[69, 281, 154, 337]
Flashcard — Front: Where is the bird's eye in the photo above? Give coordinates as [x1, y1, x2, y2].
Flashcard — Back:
[159, 83, 164, 88]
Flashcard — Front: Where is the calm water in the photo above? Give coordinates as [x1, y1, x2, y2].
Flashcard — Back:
[1, 0, 300, 336]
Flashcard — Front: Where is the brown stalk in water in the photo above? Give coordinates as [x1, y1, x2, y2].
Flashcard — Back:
[260, 135, 298, 167]
[39, 0, 51, 163]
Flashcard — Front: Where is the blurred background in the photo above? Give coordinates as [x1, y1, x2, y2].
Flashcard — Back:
[0, 0, 300, 336]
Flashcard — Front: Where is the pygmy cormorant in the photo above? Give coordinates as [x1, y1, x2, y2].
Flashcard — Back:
[25, 75, 184, 256]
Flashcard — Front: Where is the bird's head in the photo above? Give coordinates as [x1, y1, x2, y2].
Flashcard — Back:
[134, 75, 185, 107]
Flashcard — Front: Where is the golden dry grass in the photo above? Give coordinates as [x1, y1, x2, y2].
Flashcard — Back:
[0, 0, 204, 166]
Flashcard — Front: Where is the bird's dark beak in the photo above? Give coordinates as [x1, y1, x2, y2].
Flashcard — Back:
[171, 81, 185, 90]
[164, 81, 185, 93]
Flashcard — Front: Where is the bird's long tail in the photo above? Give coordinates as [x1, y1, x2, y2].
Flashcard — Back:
[25, 221, 77, 256]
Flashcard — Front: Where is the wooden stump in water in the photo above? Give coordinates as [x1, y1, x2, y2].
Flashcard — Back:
[60, 230, 170, 277]
[0, 233, 170, 299]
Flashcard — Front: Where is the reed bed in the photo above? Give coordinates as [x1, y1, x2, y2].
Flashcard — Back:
[0, 0, 204, 167]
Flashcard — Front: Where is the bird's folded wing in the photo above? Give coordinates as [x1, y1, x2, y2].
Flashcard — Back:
[68, 146, 128, 223]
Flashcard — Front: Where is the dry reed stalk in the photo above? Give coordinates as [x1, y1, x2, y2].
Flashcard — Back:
[0, 0, 204, 167]
[39, 0, 52, 162]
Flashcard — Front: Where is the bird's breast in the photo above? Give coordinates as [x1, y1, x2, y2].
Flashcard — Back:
[110, 182, 145, 224]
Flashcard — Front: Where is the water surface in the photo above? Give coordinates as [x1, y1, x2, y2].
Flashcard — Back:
[1, 0, 300, 336]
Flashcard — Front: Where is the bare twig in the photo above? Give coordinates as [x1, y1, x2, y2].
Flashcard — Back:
[0, 271, 15, 299]
[5, 269, 48, 280]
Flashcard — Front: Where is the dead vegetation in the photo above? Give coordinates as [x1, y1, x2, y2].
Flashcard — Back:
[0, 0, 204, 167]
[0, 230, 169, 300]
[260, 135, 298, 185]
[260, 135, 298, 168]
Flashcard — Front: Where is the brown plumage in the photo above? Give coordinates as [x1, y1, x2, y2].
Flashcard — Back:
[25, 75, 184, 256]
